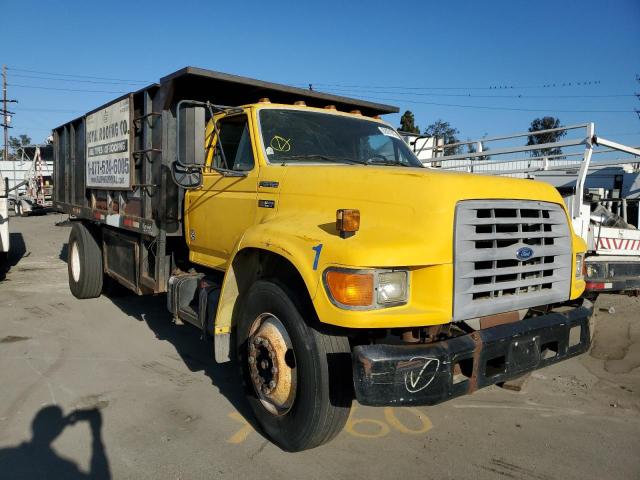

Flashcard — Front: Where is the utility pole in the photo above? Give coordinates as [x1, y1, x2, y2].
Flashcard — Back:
[1, 65, 18, 200]
[2, 65, 9, 162]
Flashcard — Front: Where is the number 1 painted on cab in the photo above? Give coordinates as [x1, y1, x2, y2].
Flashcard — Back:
[312, 244, 323, 270]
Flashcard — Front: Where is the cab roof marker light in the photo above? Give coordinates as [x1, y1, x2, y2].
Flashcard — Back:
[258, 97, 271, 103]
[324, 105, 337, 110]
[294, 101, 306, 106]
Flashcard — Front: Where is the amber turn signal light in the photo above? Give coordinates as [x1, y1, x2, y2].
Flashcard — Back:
[336, 209, 360, 239]
[325, 270, 373, 307]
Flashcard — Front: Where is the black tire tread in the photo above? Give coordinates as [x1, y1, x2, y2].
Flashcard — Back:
[237, 280, 352, 451]
[68, 222, 103, 299]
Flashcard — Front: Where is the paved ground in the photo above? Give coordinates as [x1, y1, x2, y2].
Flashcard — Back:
[0, 213, 639, 480]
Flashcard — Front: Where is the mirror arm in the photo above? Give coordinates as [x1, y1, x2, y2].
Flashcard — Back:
[211, 167, 248, 177]
[173, 99, 248, 189]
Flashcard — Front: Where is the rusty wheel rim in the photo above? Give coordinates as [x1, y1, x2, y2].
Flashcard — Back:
[247, 313, 297, 416]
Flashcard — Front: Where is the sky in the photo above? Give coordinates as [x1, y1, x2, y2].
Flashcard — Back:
[2, 0, 639, 148]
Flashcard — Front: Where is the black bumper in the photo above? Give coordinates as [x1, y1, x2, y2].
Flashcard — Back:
[352, 303, 592, 406]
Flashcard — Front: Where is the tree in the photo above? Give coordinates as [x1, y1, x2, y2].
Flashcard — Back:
[399, 110, 420, 134]
[526, 117, 566, 157]
[424, 120, 460, 155]
[9, 134, 32, 152]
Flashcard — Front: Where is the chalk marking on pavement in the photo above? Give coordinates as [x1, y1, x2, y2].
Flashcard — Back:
[24, 357, 57, 404]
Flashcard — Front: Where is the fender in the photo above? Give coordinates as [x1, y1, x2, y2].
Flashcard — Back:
[212, 220, 324, 362]
[210, 216, 458, 363]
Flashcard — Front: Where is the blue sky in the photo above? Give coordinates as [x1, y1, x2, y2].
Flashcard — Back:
[2, 0, 639, 146]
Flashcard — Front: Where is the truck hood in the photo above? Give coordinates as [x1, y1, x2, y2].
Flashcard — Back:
[269, 164, 569, 267]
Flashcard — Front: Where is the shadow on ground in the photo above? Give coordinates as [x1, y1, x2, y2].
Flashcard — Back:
[56, 242, 265, 443]
[109, 293, 265, 440]
[0, 232, 27, 281]
[0, 405, 110, 479]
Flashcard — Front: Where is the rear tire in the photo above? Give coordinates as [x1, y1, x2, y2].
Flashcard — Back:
[236, 280, 352, 451]
[68, 222, 103, 299]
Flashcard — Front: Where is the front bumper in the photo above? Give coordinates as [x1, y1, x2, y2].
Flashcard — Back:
[352, 302, 592, 406]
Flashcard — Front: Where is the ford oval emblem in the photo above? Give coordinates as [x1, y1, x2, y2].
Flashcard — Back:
[516, 247, 534, 261]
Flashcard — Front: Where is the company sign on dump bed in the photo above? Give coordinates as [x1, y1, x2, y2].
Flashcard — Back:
[85, 98, 132, 189]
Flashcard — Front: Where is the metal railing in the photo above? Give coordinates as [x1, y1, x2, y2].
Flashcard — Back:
[407, 123, 640, 219]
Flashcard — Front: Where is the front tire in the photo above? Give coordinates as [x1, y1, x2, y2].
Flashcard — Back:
[236, 280, 352, 451]
[68, 222, 103, 299]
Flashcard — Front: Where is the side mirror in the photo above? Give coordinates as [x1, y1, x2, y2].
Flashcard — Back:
[173, 101, 206, 189]
[178, 103, 205, 166]
[171, 162, 203, 189]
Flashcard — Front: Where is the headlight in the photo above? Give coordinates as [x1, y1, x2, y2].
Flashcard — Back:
[575, 254, 585, 279]
[377, 271, 408, 305]
[324, 268, 408, 309]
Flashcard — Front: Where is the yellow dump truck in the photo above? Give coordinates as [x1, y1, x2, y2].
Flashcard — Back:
[54, 67, 592, 451]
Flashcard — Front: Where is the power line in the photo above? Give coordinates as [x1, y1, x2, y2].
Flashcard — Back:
[318, 86, 633, 99]
[9, 66, 605, 91]
[320, 91, 636, 114]
[9, 83, 127, 94]
[16, 107, 83, 113]
[10, 73, 148, 86]
[8, 67, 150, 84]
[294, 79, 603, 91]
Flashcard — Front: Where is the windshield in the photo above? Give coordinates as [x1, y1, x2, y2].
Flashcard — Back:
[259, 109, 423, 167]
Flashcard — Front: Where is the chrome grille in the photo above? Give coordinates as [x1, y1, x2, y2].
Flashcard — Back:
[454, 200, 572, 321]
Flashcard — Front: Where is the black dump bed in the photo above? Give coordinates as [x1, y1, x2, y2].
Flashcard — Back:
[53, 67, 397, 236]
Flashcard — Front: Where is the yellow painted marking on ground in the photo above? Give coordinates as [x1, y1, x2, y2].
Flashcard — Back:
[383, 407, 433, 434]
[225, 405, 434, 443]
[226, 411, 254, 444]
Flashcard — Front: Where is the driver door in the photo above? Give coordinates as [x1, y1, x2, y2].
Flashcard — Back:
[186, 113, 259, 269]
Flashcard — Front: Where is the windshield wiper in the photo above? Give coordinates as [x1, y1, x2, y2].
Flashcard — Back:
[364, 157, 411, 167]
[277, 154, 366, 166]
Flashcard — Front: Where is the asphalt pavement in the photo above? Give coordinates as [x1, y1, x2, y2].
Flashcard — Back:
[0, 213, 638, 479]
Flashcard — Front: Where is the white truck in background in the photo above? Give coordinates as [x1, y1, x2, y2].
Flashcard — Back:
[0, 175, 9, 269]
[401, 133, 443, 161]
[404, 123, 640, 298]
[11, 145, 54, 216]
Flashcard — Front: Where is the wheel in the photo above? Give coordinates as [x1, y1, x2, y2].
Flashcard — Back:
[67, 222, 103, 299]
[16, 201, 29, 217]
[236, 280, 352, 451]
